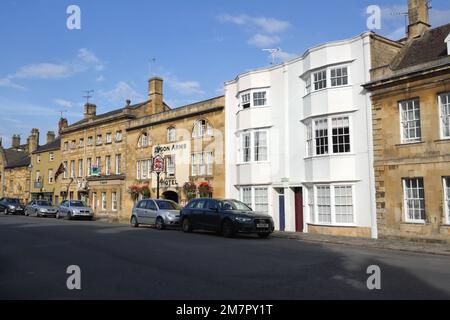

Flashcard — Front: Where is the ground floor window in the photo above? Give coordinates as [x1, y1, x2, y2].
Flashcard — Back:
[112, 192, 117, 211]
[403, 178, 425, 223]
[239, 186, 269, 214]
[102, 192, 107, 211]
[308, 184, 354, 226]
[443, 177, 450, 224]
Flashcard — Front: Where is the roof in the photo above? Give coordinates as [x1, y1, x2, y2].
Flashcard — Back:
[4, 149, 30, 169]
[32, 137, 61, 154]
[392, 23, 450, 70]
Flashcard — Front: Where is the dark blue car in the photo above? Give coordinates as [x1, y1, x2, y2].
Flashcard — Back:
[180, 198, 274, 238]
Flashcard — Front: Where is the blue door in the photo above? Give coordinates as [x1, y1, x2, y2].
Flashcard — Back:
[279, 195, 285, 231]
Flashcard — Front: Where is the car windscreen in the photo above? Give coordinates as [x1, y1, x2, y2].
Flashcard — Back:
[156, 200, 181, 210]
[6, 199, 20, 204]
[220, 200, 252, 211]
[70, 201, 87, 207]
[36, 201, 51, 206]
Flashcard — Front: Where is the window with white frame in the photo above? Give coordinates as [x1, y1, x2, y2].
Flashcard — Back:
[70, 160, 75, 178]
[96, 135, 102, 145]
[71, 140, 76, 149]
[35, 171, 41, 182]
[112, 192, 117, 211]
[138, 133, 149, 148]
[136, 161, 141, 179]
[115, 154, 121, 175]
[316, 186, 332, 224]
[305, 76, 311, 95]
[105, 156, 111, 176]
[87, 158, 92, 177]
[240, 187, 269, 214]
[253, 91, 267, 107]
[102, 192, 107, 211]
[314, 119, 328, 155]
[332, 117, 351, 153]
[191, 152, 213, 177]
[239, 130, 269, 163]
[63, 161, 68, 179]
[192, 120, 213, 138]
[78, 159, 83, 177]
[191, 154, 198, 177]
[242, 187, 252, 208]
[79, 138, 84, 148]
[444, 177, 450, 224]
[400, 99, 421, 143]
[254, 131, 268, 162]
[306, 122, 313, 157]
[241, 93, 251, 109]
[166, 155, 175, 177]
[141, 160, 147, 179]
[167, 127, 176, 143]
[206, 152, 213, 176]
[147, 159, 152, 178]
[87, 136, 93, 146]
[403, 178, 426, 223]
[313, 70, 327, 91]
[48, 169, 53, 184]
[106, 133, 112, 144]
[439, 93, 450, 138]
[330, 67, 348, 87]
[49, 152, 54, 162]
[64, 142, 69, 151]
[309, 185, 354, 225]
[334, 186, 354, 224]
[115, 131, 123, 142]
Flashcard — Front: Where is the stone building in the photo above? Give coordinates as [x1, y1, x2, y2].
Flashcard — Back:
[0, 129, 40, 203]
[123, 93, 225, 221]
[60, 77, 225, 222]
[363, 0, 450, 242]
[30, 130, 62, 205]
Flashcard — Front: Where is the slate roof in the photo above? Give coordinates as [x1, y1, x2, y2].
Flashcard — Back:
[4, 149, 30, 169]
[32, 137, 61, 154]
[392, 23, 450, 70]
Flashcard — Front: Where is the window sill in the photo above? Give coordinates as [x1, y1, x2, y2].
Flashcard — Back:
[304, 153, 355, 160]
[236, 106, 270, 115]
[434, 138, 450, 143]
[402, 221, 427, 225]
[237, 161, 270, 166]
[395, 141, 424, 147]
[308, 223, 357, 228]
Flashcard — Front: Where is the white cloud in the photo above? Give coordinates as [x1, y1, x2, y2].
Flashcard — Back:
[1, 48, 106, 86]
[99, 82, 144, 105]
[274, 50, 297, 62]
[166, 77, 205, 96]
[53, 99, 75, 109]
[96, 75, 105, 82]
[248, 34, 281, 48]
[219, 14, 291, 34]
[0, 78, 26, 90]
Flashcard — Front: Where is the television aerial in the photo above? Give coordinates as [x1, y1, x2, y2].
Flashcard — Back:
[262, 48, 281, 65]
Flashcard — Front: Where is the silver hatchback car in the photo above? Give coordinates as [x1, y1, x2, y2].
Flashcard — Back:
[57, 200, 94, 220]
[25, 200, 58, 217]
[131, 199, 181, 230]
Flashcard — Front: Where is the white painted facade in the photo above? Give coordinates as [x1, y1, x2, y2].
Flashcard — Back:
[225, 32, 378, 238]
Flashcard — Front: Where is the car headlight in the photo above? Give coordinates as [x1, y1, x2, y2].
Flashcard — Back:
[167, 213, 176, 219]
[8, 205, 15, 210]
[235, 217, 252, 223]
[40, 209, 47, 213]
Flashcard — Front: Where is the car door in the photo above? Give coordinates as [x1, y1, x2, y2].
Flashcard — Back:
[134, 201, 147, 224]
[146, 200, 158, 224]
[193, 199, 209, 229]
[204, 199, 222, 231]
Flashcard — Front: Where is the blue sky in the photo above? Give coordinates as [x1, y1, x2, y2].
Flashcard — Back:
[0, 0, 449, 147]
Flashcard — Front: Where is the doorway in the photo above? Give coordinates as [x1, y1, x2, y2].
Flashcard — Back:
[279, 194, 285, 232]
[294, 188, 304, 232]
[162, 191, 179, 203]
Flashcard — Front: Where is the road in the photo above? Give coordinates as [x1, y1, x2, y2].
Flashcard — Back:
[0, 215, 449, 300]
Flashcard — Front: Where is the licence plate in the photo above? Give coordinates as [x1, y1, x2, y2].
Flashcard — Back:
[257, 223, 269, 228]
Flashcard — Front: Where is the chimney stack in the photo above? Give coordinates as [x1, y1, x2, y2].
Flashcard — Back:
[407, 0, 430, 39]
[27, 128, 39, 153]
[12, 134, 21, 149]
[84, 103, 97, 120]
[148, 77, 164, 115]
[47, 131, 56, 144]
[59, 118, 68, 134]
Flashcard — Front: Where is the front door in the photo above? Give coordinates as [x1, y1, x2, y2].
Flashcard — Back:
[294, 188, 304, 232]
[279, 195, 285, 231]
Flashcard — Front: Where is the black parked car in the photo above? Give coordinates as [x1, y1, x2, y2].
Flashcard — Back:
[0, 198, 25, 215]
[180, 198, 274, 238]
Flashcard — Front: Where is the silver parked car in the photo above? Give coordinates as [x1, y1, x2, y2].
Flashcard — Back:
[25, 200, 58, 217]
[57, 200, 94, 220]
[131, 199, 181, 230]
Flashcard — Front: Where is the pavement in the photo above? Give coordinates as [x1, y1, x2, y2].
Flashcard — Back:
[273, 232, 450, 256]
[0, 215, 449, 300]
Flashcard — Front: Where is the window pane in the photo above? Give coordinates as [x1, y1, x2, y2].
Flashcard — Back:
[439, 93, 450, 138]
[314, 119, 328, 155]
[404, 178, 425, 222]
[316, 186, 331, 224]
[254, 187, 269, 213]
[335, 186, 354, 224]
[332, 117, 351, 153]
[254, 131, 268, 162]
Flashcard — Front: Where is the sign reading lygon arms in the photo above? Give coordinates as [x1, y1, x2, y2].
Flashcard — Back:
[151, 142, 191, 190]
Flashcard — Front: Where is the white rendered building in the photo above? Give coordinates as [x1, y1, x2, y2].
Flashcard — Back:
[225, 32, 378, 238]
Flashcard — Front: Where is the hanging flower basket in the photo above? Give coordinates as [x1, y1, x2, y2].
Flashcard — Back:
[140, 185, 151, 199]
[198, 182, 213, 198]
[127, 184, 140, 201]
[183, 182, 197, 200]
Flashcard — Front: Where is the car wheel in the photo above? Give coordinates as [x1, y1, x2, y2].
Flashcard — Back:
[66, 212, 72, 220]
[222, 220, 236, 238]
[155, 217, 165, 230]
[258, 233, 271, 239]
[182, 218, 192, 233]
[56, 212, 60, 220]
[35, 210, 40, 218]
[130, 216, 139, 228]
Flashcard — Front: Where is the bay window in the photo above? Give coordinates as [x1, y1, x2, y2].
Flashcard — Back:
[238, 130, 269, 163]
[253, 91, 267, 106]
[306, 116, 351, 157]
[330, 67, 348, 87]
[239, 90, 268, 109]
[313, 70, 327, 90]
[240, 186, 269, 214]
[315, 119, 328, 155]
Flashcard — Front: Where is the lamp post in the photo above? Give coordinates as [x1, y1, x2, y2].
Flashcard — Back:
[152, 154, 165, 199]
